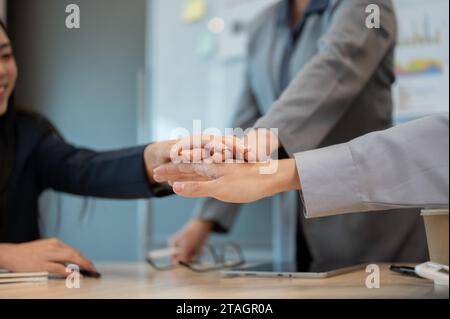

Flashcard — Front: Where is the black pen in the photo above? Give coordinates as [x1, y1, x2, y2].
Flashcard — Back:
[79, 269, 102, 278]
[389, 265, 420, 278]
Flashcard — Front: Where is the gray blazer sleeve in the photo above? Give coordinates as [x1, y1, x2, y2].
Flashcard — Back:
[295, 114, 450, 218]
[193, 70, 263, 232]
[255, 0, 397, 156]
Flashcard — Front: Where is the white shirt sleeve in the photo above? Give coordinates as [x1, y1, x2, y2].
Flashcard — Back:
[295, 114, 449, 218]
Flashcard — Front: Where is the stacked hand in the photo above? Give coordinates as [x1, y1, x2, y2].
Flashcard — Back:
[150, 129, 301, 264]
[152, 128, 300, 203]
[169, 128, 280, 164]
[153, 159, 300, 203]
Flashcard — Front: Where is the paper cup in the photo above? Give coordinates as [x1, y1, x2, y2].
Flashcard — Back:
[421, 209, 449, 266]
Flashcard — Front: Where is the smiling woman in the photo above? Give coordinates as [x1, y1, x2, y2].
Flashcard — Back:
[0, 22, 17, 115]
[0, 20, 17, 235]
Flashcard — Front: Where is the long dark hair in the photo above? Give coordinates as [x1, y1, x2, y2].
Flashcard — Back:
[0, 20, 16, 232]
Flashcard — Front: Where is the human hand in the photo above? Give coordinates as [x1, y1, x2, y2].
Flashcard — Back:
[144, 140, 179, 183]
[169, 219, 214, 263]
[0, 238, 96, 277]
[153, 159, 300, 203]
[170, 129, 279, 164]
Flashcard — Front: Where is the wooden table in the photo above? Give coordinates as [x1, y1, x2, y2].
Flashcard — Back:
[0, 263, 447, 299]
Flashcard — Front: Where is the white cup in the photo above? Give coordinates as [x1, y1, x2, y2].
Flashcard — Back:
[421, 209, 449, 266]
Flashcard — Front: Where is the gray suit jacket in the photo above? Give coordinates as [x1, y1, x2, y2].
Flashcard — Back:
[194, 0, 428, 264]
[296, 114, 449, 218]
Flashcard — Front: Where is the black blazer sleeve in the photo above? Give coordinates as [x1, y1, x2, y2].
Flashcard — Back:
[32, 131, 158, 199]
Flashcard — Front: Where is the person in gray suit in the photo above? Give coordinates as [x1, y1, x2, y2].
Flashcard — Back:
[156, 114, 449, 218]
[168, 0, 429, 266]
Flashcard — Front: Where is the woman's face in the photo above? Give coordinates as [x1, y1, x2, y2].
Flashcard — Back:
[0, 28, 18, 117]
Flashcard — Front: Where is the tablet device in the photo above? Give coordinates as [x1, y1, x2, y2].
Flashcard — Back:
[221, 260, 364, 278]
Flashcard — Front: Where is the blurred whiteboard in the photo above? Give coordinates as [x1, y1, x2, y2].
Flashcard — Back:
[393, 0, 450, 118]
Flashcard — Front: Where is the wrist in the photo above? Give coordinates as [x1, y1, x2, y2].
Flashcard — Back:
[271, 159, 301, 195]
[195, 219, 215, 231]
[144, 140, 177, 183]
[0, 244, 13, 267]
[144, 144, 157, 184]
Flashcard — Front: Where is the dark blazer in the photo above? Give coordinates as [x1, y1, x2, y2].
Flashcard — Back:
[1, 113, 167, 243]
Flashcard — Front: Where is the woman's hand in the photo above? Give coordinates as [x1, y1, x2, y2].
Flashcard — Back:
[169, 219, 214, 263]
[144, 140, 179, 183]
[153, 159, 301, 203]
[0, 238, 96, 277]
[169, 129, 280, 164]
[170, 135, 247, 164]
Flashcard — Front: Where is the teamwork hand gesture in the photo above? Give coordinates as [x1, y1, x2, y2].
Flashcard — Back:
[169, 128, 280, 164]
[153, 159, 300, 203]
[152, 128, 288, 202]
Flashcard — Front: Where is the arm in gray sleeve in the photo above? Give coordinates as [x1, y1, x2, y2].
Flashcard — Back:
[193, 198, 241, 233]
[295, 114, 449, 218]
[194, 66, 263, 232]
[255, 0, 397, 156]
